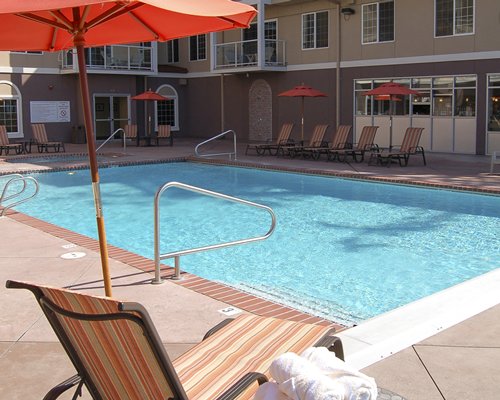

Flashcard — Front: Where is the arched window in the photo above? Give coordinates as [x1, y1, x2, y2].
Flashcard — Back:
[0, 81, 23, 138]
[156, 85, 179, 131]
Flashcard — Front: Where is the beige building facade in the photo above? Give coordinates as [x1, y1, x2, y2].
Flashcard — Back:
[0, 0, 499, 154]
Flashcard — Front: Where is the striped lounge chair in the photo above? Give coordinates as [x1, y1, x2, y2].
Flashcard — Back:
[372, 127, 426, 167]
[301, 125, 352, 161]
[154, 124, 173, 146]
[285, 124, 330, 159]
[245, 122, 294, 156]
[6, 280, 343, 400]
[335, 125, 379, 163]
[31, 123, 65, 153]
[124, 123, 140, 146]
[0, 125, 23, 155]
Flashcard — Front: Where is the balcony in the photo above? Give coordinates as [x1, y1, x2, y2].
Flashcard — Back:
[61, 44, 154, 73]
[214, 39, 286, 72]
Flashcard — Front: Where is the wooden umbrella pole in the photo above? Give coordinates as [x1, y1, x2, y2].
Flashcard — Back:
[75, 33, 113, 297]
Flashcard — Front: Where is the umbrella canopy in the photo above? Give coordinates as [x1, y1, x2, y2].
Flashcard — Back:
[362, 82, 422, 97]
[278, 84, 327, 141]
[363, 83, 422, 148]
[0, 1, 257, 51]
[132, 89, 169, 138]
[132, 89, 169, 102]
[0, 0, 256, 297]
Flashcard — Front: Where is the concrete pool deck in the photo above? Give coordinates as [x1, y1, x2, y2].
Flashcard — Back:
[1, 139, 499, 399]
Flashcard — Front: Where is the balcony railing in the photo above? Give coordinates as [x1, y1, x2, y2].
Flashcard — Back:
[214, 39, 286, 70]
[62, 44, 153, 72]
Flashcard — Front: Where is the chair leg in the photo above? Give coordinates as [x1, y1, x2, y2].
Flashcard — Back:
[420, 147, 426, 165]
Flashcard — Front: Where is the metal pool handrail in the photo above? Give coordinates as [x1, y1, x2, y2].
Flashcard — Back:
[0, 174, 39, 217]
[153, 181, 276, 284]
[195, 130, 237, 160]
[96, 128, 125, 152]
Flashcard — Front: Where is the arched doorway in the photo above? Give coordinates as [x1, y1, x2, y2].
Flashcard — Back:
[249, 79, 272, 141]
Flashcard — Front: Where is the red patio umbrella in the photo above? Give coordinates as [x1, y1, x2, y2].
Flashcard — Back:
[132, 89, 169, 140]
[0, 0, 256, 297]
[279, 84, 327, 142]
[363, 82, 422, 148]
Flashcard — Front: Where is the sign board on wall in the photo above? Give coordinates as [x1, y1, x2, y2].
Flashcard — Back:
[30, 101, 70, 123]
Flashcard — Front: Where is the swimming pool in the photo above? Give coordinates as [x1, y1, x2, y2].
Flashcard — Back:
[15, 162, 500, 326]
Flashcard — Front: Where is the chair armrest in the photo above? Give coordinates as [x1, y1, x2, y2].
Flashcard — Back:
[314, 334, 344, 361]
[42, 374, 83, 400]
[216, 372, 268, 400]
[203, 318, 235, 340]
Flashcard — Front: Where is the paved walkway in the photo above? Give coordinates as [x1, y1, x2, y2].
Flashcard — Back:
[1, 140, 499, 399]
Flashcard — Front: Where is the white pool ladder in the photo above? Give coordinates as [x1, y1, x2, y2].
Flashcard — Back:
[153, 181, 276, 283]
[0, 174, 39, 217]
[195, 130, 237, 160]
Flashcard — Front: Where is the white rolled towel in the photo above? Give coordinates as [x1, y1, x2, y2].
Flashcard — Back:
[270, 352, 322, 384]
[300, 347, 377, 400]
[253, 382, 291, 400]
[279, 373, 345, 400]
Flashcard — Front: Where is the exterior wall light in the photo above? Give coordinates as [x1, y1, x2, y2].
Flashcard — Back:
[341, 7, 355, 15]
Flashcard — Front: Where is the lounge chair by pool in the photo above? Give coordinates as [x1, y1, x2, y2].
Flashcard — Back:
[371, 127, 425, 167]
[284, 124, 330, 158]
[335, 125, 379, 163]
[0, 125, 23, 155]
[246, 122, 294, 156]
[31, 123, 65, 153]
[6, 280, 343, 400]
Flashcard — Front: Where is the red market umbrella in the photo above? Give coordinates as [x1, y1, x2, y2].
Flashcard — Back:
[132, 89, 169, 139]
[363, 83, 422, 148]
[279, 84, 327, 141]
[0, 0, 256, 297]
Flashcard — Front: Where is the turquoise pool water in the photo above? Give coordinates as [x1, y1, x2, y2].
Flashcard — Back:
[15, 163, 500, 326]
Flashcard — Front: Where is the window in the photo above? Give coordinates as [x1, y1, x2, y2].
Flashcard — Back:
[156, 85, 178, 131]
[166, 40, 179, 63]
[243, 20, 277, 60]
[189, 34, 206, 61]
[435, 0, 474, 37]
[488, 76, 500, 132]
[362, 1, 394, 44]
[302, 11, 328, 49]
[454, 76, 476, 117]
[0, 81, 22, 137]
[411, 78, 431, 116]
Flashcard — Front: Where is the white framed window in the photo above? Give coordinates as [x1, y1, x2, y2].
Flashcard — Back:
[0, 81, 23, 138]
[189, 34, 207, 61]
[362, 1, 394, 44]
[302, 11, 329, 50]
[166, 39, 179, 63]
[156, 85, 179, 131]
[435, 0, 474, 37]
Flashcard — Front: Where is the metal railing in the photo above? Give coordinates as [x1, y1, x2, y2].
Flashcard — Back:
[62, 44, 153, 72]
[96, 128, 126, 152]
[195, 130, 237, 160]
[153, 181, 276, 283]
[214, 39, 286, 69]
[0, 174, 39, 217]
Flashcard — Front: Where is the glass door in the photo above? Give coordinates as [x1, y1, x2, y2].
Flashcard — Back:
[94, 95, 129, 140]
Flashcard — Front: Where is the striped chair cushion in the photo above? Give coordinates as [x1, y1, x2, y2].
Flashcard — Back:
[173, 314, 333, 400]
[40, 285, 175, 400]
